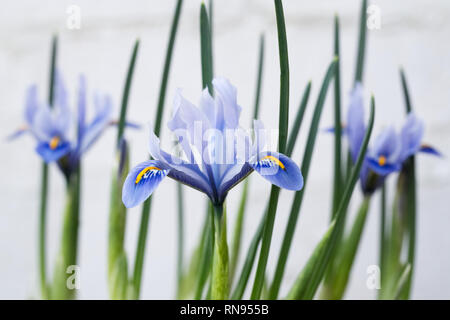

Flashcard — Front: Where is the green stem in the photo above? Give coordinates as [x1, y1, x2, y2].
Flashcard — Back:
[38, 163, 49, 299]
[211, 203, 229, 300]
[194, 204, 213, 299]
[131, 0, 183, 299]
[38, 35, 57, 299]
[176, 183, 185, 297]
[108, 142, 129, 299]
[51, 170, 81, 300]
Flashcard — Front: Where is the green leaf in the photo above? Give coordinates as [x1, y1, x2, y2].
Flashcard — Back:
[132, 0, 184, 299]
[229, 33, 265, 286]
[354, 0, 367, 84]
[108, 141, 130, 299]
[116, 40, 139, 144]
[249, 0, 289, 300]
[327, 196, 371, 299]
[286, 221, 335, 299]
[394, 264, 411, 300]
[285, 81, 312, 157]
[298, 95, 375, 300]
[268, 59, 337, 299]
[331, 15, 343, 218]
[200, 2, 214, 94]
[38, 35, 58, 300]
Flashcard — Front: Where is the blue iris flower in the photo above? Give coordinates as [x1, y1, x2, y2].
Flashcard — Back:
[122, 77, 304, 208]
[345, 83, 441, 195]
[10, 72, 113, 178]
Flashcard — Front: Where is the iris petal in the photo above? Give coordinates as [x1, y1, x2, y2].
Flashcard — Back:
[250, 151, 303, 191]
[347, 83, 366, 163]
[122, 160, 169, 208]
[79, 93, 112, 154]
[212, 77, 241, 129]
[367, 157, 401, 176]
[419, 144, 442, 157]
[400, 113, 425, 161]
[36, 140, 71, 163]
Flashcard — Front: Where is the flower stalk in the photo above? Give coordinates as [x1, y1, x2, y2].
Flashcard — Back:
[51, 170, 81, 300]
[211, 203, 229, 300]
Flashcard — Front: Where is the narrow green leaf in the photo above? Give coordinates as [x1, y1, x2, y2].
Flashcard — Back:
[116, 40, 139, 144]
[231, 208, 265, 300]
[108, 140, 130, 299]
[253, 33, 265, 121]
[39, 35, 57, 299]
[354, 0, 367, 84]
[200, 2, 214, 94]
[286, 221, 335, 299]
[194, 204, 214, 299]
[328, 196, 371, 299]
[331, 15, 343, 218]
[132, 0, 184, 299]
[300, 96, 375, 300]
[394, 264, 411, 300]
[268, 60, 337, 299]
[397, 68, 416, 299]
[229, 33, 265, 285]
[285, 81, 312, 157]
[250, 0, 290, 300]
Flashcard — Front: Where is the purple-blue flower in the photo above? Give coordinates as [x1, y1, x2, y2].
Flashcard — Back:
[10, 72, 113, 178]
[122, 77, 303, 208]
[345, 83, 440, 194]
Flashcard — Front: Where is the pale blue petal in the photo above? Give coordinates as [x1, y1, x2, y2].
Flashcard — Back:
[399, 113, 425, 161]
[122, 160, 169, 208]
[347, 82, 366, 162]
[36, 140, 71, 163]
[213, 77, 241, 129]
[250, 151, 303, 191]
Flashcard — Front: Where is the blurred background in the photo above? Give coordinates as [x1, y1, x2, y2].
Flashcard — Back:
[0, 0, 449, 299]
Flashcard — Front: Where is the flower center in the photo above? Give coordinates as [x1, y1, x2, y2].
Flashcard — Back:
[378, 155, 386, 166]
[261, 155, 285, 170]
[49, 136, 60, 150]
[135, 166, 162, 184]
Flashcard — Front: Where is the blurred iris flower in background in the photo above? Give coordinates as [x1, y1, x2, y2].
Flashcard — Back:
[345, 83, 441, 195]
[9, 72, 113, 179]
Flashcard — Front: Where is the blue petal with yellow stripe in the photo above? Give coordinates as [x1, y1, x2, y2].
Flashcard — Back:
[122, 77, 304, 208]
[250, 151, 303, 191]
[122, 160, 169, 208]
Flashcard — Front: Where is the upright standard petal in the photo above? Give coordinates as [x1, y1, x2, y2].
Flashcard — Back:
[250, 151, 303, 191]
[346, 83, 366, 163]
[78, 93, 112, 154]
[122, 160, 169, 208]
[212, 77, 242, 129]
[399, 113, 425, 161]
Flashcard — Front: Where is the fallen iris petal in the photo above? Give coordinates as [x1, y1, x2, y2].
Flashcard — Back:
[251, 151, 303, 191]
[122, 160, 169, 208]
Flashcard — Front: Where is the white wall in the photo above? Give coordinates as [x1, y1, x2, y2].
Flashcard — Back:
[0, 0, 449, 299]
